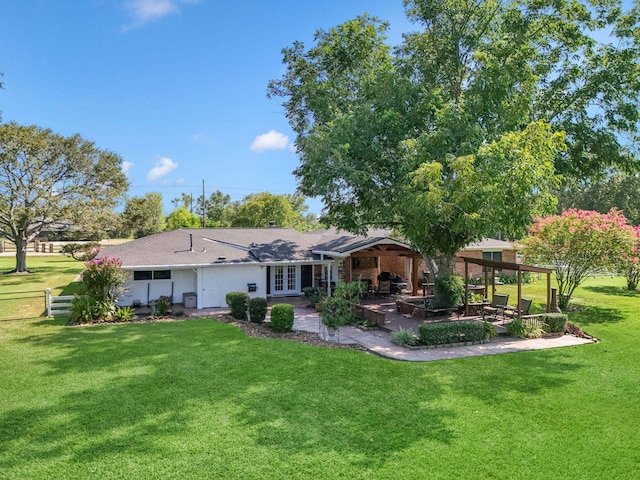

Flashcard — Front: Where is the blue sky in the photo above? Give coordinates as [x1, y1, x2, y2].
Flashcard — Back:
[1, 0, 413, 216]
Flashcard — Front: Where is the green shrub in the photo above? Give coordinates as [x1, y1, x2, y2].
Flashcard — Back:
[248, 297, 268, 324]
[113, 306, 134, 321]
[418, 321, 485, 345]
[226, 292, 250, 320]
[542, 313, 568, 333]
[506, 318, 526, 338]
[431, 275, 465, 309]
[498, 272, 534, 284]
[390, 327, 419, 347]
[319, 280, 364, 330]
[154, 296, 172, 316]
[270, 303, 294, 332]
[302, 286, 326, 307]
[483, 321, 498, 339]
[71, 295, 94, 323]
[507, 317, 544, 338]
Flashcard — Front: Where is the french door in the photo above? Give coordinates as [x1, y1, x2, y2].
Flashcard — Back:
[273, 265, 298, 295]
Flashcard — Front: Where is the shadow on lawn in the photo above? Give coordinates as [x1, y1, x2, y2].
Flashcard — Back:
[0, 318, 587, 472]
[0, 319, 453, 470]
[566, 303, 625, 326]
[583, 285, 640, 299]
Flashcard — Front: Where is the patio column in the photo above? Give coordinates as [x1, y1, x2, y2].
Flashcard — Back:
[464, 260, 470, 316]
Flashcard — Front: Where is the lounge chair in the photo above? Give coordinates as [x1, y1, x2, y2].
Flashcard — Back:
[481, 293, 509, 320]
[503, 298, 533, 320]
[377, 280, 391, 297]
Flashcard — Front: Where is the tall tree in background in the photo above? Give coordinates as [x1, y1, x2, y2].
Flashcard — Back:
[269, 0, 640, 278]
[557, 171, 640, 225]
[122, 193, 165, 238]
[0, 122, 128, 272]
[231, 192, 314, 230]
[198, 190, 233, 227]
[166, 206, 200, 230]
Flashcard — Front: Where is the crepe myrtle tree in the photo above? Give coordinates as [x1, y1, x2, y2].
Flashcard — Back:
[0, 122, 128, 272]
[521, 209, 635, 309]
[620, 224, 640, 291]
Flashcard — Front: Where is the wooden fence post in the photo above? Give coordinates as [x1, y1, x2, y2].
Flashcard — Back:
[45, 288, 52, 317]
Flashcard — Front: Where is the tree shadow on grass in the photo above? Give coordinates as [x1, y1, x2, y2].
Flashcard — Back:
[565, 304, 626, 326]
[583, 285, 640, 299]
[449, 349, 587, 407]
[0, 318, 590, 475]
[0, 320, 456, 473]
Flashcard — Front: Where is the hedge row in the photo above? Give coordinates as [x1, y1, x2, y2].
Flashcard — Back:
[418, 321, 485, 346]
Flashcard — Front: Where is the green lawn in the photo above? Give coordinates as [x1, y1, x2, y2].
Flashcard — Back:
[0, 256, 84, 320]
[1, 262, 639, 478]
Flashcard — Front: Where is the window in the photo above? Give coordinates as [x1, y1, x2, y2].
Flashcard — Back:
[153, 270, 171, 280]
[352, 257, 377, 269]
[482, 251, 502, 262]
[287, 265, 296, 290]
[482, 251, 503, 272]
[134, 271, 152, 281]
[133, 270, 172, 281]
[274, 266, 284, 291]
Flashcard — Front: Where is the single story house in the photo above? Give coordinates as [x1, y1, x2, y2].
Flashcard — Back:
[97, 227, 515, 308]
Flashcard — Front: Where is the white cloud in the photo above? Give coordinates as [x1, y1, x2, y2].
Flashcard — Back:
[123, 0, 199, 28]
[147, 156, 178, 181]
[122, 161, 134, 175]
[250, 130, 290, 152]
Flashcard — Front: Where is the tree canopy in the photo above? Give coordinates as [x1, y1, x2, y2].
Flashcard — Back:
[0, 122, 128, 272]
[166, 206, 201, 230]
[122, 193, 165, 239]
[230, 192, 317, 230]
[268, 0, 640, 276]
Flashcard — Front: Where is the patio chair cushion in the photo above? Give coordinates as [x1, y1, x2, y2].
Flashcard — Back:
[481, 293, 509, 319]
[504, 298, 533, 318]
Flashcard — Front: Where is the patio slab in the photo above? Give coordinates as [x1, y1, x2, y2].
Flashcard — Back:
[291, 305, 595, 362]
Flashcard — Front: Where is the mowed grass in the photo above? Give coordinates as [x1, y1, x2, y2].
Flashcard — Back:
[1, 263, 639, 478]
[0, 256, 84, 320]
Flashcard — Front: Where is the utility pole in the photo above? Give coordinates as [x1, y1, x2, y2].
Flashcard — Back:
[201, 180, 205, 228]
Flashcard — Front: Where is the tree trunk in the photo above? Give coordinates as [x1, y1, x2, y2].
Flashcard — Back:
[424, 254, 456, 281]
[14, 236, 29, 273]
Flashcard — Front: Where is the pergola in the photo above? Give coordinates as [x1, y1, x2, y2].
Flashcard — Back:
[457, 256, 554, 316]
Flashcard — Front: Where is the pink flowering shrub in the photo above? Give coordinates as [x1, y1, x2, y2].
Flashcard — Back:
[621, 225, 640, 290]
[81, 256, 126, 305]
[521, 209, 635, 309]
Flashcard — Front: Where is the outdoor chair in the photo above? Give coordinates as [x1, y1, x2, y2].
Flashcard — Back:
[503, 298, 533, 321]
[481, 293, 509, 320]
[377, 280, 391, 297]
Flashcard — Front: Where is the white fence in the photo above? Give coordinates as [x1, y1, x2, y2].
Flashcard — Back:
[45, 288, 74, 317]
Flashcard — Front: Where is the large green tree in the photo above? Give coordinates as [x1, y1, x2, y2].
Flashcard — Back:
[269, 0, 640, 277]
[0, 122, 128, 272]
[122, 192, 165, 239]
[231, 192, 315, 230]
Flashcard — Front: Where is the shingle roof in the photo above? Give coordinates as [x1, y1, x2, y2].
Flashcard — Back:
[98, 227, 513, 268]
[463, 238, 513, 250]
[305, 227, 411, 255]
[97, 228, 318, 268]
